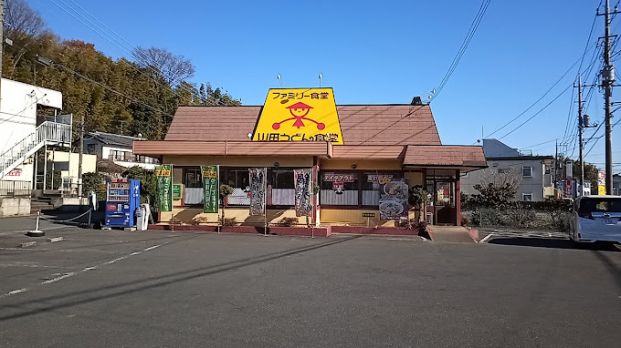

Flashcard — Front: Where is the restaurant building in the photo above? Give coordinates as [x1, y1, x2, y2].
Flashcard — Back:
[134, 88, 485, 233]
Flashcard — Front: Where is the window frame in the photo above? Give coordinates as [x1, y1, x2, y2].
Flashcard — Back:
[522, 165, 533, 178]
[319, 170, 403, 208]
[522, 193, 533, 201]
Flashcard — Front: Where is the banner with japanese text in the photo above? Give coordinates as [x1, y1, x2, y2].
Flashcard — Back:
[249, 168, 267, 216]
[294, 169, 312, 217]
[201, 165, 219, 213]
[154, 164, 173, 212]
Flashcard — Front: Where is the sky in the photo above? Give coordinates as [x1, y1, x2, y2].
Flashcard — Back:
[26, 0, 621, 173]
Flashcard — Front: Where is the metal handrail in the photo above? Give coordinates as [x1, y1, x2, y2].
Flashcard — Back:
[0, 121, 72, 176]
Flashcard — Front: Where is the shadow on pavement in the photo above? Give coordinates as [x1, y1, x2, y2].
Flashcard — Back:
[0, 235, 361, 322]
[488, 237, 620, 251]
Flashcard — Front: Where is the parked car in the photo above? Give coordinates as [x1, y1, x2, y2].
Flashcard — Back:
[569, 195, 621, 244]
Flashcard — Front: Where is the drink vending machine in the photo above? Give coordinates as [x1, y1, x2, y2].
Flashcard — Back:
[104, 178, 141, 229]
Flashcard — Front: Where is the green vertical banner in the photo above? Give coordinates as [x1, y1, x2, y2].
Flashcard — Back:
[201, 165, 219, 213]
[155, 164, 173, 212]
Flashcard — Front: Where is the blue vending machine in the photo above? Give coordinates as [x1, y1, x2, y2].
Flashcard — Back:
[105, 178, 141, 229]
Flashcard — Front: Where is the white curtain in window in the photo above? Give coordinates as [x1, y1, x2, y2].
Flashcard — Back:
[227, 188, 250, 206]
[320, 190, 358, 205]
[184, 188, 203, 205]
[272, 188, 295, 206]
[361, 190, 380, 206]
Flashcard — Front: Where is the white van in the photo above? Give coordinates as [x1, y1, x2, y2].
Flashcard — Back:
[569, 195, 621, 244]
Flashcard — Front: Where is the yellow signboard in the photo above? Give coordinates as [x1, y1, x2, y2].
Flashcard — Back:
[598, 185, 606, 195]
[252, 88, 343, 145]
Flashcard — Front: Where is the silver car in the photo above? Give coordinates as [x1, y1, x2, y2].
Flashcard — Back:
[569, 195, 621, 244]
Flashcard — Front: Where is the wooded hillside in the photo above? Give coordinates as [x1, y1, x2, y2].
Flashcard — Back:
[2, 0, 240, 144]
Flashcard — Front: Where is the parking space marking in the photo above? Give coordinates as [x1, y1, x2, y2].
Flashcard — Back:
[0, 288, 29, 299]
[42, 272, 76, 284]
[0, 242, 166, 300]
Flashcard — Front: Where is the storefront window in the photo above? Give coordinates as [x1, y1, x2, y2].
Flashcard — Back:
[184, 168, 202, 188]
[221, 168, 250, 206]
[270, 169, 295, 206]
[183, 167, 203, 205]
[320, 172, 359, 206]
[361, 173, 401, 206]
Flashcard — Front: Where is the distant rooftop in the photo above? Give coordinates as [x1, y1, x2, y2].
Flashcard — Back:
[87, 131, 143, 148]
[482, 139, 522, 158]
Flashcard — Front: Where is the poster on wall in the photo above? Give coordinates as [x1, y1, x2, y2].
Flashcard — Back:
[155, 164, 173, 212]
[201, 165, 219, 213]
[378, 180, 408, 220]
[249, 168, 267, 216]
[294, 169, 312, 217]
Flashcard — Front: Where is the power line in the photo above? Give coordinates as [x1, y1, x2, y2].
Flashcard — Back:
[429, 0, 491, 102]
[485, 58, 581, 139]
[498, 84, 573, 140]
[47, 0, 233, 107]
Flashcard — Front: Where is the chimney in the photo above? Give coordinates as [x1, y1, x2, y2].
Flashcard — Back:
[411, 96, 423, 105]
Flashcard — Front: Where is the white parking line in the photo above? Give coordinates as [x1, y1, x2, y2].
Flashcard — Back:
[0, 288, 28, 299]
[0, 243, 165, 300]
[42, 272, 76, 284]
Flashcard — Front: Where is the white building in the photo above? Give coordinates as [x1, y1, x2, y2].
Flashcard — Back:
[461, 139, 555, 202]
[84, 131, 159, 171]
[0, 78, 65, 186]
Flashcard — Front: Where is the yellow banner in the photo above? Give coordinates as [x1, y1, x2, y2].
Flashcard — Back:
[253, 88, 343, 144]
[598, 185, 606, 195]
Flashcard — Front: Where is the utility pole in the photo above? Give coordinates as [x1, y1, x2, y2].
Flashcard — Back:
[77, 113, 84, 198]
[554, 139, 558, 197]
[598, 0, 620, 195]
[577, 75, 585, 193]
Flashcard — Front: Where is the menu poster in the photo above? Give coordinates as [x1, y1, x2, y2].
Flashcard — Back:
[379, 180, 408, 220]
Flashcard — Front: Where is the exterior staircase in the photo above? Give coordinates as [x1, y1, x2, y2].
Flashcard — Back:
[0, 122, 72, 180]
[30, 197, 56, 214]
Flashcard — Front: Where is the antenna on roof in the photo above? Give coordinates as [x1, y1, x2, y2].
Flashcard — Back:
[319, 72, 323, 87]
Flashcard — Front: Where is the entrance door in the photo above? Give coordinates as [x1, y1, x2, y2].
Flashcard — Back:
[426, 176, 457, 225]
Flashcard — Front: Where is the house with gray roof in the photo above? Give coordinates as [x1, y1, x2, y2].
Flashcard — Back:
[84, 131, 159, 171]
[461, 139, 555, 201]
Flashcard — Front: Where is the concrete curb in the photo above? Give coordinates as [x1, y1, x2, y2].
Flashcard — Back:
[19, 241, 37, 248]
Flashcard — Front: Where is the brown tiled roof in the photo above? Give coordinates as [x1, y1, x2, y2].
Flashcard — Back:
[337, 105, 440, 145]
[165, 104, 441, 145]
[403, 145, 486, 167]
[134, 140, 331, 157]
[331, 145, 405, 159]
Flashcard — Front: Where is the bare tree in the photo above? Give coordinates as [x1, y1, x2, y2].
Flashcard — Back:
[4, 0, 46, 39]
[132, 47, 195, 86]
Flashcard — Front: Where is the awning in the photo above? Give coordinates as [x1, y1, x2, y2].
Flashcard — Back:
[403, 145, 486, 172]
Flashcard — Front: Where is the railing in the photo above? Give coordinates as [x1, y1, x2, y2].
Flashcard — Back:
[0, 122, 72, 178]
[0, 181, 32, 197]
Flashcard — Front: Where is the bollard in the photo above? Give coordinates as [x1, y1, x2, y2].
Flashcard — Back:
[26, 210, 45, 237]
[87, 209, 92, 229]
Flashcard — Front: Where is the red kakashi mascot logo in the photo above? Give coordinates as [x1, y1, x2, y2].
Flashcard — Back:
[272, 102, 326, 130]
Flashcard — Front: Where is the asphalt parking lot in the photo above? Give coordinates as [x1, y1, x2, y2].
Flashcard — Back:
[0, 218, 620, 347]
